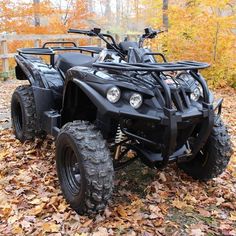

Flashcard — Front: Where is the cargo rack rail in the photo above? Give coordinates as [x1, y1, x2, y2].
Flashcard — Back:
[93, 61, 210, 72]
[17, 43, 101, 66]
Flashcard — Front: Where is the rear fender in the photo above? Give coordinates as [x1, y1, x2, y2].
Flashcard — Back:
[15, 55, 46, 87]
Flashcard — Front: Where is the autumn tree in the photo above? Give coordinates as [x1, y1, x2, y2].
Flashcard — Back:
[145, 0, 236, 87]
[0, 0, 90, 34]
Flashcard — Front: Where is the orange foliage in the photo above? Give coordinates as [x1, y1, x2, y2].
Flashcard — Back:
[0, 0, 90, 34]
[144, 0, 236, 88]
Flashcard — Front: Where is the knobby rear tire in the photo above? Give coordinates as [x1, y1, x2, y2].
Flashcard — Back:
[11, 85, 37, 142]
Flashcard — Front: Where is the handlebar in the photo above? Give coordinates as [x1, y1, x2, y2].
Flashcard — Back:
[68, 29, 96, 36]
[143, 27, 165, 39]
[68, 27, 165, 57]
[139, 27, 166, 47]
[68, 28, 126, 58]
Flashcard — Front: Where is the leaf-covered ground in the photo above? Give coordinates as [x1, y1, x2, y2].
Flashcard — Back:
[0, 79, 235, 236]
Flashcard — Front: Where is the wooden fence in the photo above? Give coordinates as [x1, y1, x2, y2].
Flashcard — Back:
[0, 34, 102, 78]
[0, 33, 139, 79]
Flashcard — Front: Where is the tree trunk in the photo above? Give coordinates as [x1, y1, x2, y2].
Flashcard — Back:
[33, 0, 40, 27]
[116, 0, 121, 25]
[104, 0, 111, 18]
[163, 0, 168, 29]
[88, 0, 93, 12]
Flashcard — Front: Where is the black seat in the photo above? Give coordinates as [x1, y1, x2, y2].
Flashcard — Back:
[55, 52, 97, 75]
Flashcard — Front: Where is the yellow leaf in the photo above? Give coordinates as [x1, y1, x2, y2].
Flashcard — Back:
[12, 225, 23, 235]
[58, 202, 68, 212]
[184, 193, 197, 204]
[25, 149, 36, 155]
[29, 198, 42, 205]
[42, 222, 60, 233]
[229, 212, 236, 221]
[117, 205, 127, 217]
[82, 219, 93, 228]
[29, 203, 45, 216]
[172, 198, 188, 210]
[0, 150, 9, 160]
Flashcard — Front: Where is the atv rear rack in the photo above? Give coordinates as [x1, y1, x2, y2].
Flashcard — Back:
[17, 45, 101, 66]
[93, 61, 210, 72]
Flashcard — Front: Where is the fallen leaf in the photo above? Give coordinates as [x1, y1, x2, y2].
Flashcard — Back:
[21, 220, 32, 229]
[189, 228, 204, 236]
[117, 205, 127, 217]
[92, 227, 109, 236]
[12, 224, 23, 235]
[172, 199, 188, 209]
[229, 211, 236, 221]
[82, 219, 93, 228]
[197, 208, 211, 217]
[159, 172, 167, 182]
[184, 193, 197, 204]
[42, 222, 60, 233]
[216, 197, 225, 206]
[29, 198, 42, 205]
[0, 150, 9, 160]
[7, 215, 18, 224]
[29, 203, 45, 216]
[58, 202, 68, 212]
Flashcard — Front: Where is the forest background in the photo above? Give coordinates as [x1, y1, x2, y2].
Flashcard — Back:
[0, 0, 235, 88]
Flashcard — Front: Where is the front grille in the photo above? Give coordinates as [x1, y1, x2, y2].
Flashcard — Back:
[171, 88, 191, 111]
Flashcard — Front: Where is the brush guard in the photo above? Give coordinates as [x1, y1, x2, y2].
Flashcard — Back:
[94, 61, 215, 168]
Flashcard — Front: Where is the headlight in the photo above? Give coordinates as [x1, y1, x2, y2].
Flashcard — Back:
[130, 93, 143, 109]
[106, 86, 121, 103]
[190, 87, 201, 101]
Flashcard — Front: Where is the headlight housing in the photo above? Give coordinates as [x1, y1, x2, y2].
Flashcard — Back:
[106, 86, 121, 103]
[129, 93, 143, 109]
[177, 72, 195, 86]
[177, 72, 203, 101]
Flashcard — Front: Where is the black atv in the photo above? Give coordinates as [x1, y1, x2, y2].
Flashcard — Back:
[11, 27, 232, 215]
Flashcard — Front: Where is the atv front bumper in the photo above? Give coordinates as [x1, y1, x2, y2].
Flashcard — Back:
[73, 74, 221, 168]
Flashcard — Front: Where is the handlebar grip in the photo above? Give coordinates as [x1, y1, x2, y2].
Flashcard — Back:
[68, 29, 88, 34]
[68, 29, 97, 37]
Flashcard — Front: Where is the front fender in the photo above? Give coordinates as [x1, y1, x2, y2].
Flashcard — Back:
[72, 78, 119, 115]
[72, 78, 162, 122]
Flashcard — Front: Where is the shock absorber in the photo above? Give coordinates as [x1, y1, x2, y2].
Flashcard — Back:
[114, 125, 126, 160]
[115, 125, 126, 144]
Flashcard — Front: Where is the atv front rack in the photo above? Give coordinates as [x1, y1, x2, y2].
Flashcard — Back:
[93, 61, 210, 71]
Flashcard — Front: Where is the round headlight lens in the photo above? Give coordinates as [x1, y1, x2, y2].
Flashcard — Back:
[130, 93, 143, 109]
[106, 86, 121, 103]
[190, 87, 201, 101]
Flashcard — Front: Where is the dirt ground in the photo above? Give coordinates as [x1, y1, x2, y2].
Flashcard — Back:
[0, 79, 235, 236]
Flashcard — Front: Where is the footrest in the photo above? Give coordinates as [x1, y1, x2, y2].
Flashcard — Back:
[43, 110, 61, 136]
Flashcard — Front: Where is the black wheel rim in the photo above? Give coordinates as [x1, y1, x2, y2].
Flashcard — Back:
[196, 148, 209, 166]
[188, 137, 209, 167]
[62, 145, 81, 195]
[13, 100, 23, 133]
